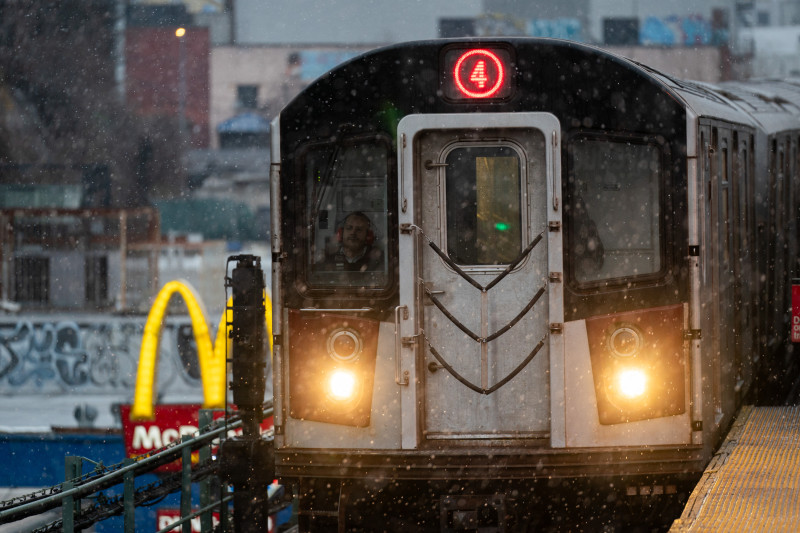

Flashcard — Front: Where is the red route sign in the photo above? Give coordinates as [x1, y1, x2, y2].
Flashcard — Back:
[453, 49, 505, 98]
[442, 47, 514, 101]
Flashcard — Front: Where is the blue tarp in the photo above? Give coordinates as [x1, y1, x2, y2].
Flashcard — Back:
[216, 113, 270, 134]
[0, 432, 292, 531]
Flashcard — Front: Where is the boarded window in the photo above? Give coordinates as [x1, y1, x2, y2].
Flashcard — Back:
[14, 256, 49, 303]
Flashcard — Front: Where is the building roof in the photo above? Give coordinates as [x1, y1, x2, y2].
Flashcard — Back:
[156, 198, 259, 241]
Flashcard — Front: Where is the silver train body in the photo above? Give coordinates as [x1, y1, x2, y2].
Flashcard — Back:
[268, 38, 800, 528]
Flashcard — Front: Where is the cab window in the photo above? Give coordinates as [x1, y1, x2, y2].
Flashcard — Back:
[301, 136, 391, 290]
[567, 136, 664, 285]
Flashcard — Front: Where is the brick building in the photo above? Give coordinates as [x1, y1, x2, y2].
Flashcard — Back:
[126, 25, 210, 148]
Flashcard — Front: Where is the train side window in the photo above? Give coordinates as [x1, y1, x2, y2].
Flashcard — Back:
[742, 148, 749, 245]
[567, 136, 664, 285]
[444, 145, 522, 265]
[722, 144, 731, 266]
[300, 136, 392, 290]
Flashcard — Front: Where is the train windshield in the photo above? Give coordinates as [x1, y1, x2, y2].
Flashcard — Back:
[302, 136, 391, 290]
[568, 137, 663, 284]
[444, 145, 522, 265]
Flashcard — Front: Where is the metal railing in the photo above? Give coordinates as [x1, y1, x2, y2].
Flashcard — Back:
[0, 404, 277, 532]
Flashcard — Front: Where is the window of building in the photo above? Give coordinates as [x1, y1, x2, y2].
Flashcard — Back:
[236, 85, 258, 110]
[439, 18, 476, 38]
[14, 256, 49, 303]
[85, 255, 109, 306]
[603, 18, 640, 45]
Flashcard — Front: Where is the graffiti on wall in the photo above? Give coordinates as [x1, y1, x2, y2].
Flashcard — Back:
[523, 15, 728, 46]
[527, 18, 583, 41]
[0, 317, 203, 397]
[641, 15, 727, 46]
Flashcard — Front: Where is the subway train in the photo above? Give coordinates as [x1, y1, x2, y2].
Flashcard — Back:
[268, 38, 800, 530]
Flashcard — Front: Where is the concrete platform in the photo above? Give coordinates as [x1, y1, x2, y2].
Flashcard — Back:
[671, 405, 800, 532]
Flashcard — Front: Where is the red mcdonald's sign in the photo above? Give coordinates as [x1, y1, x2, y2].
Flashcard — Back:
[119, 404, 273, 472]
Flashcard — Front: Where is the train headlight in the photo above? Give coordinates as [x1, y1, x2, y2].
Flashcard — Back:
[288, 311, 379, 427]
[609, 326, 642, 357]
[586, 305, 687, 425]
[328, 369, 358, 401]
[327, 329, 362, 361]
[616, 368, 647, 399]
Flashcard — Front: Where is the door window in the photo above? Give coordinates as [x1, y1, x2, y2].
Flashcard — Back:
[444, 145, 522, 265]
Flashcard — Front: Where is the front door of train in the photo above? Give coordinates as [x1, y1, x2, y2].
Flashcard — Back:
[397, 113, 564, 444]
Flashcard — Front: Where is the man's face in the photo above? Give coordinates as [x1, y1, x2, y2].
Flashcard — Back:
[341, 215, 369, 255]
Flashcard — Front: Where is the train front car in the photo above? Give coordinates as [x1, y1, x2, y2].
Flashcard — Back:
[272, 39, 704, 529]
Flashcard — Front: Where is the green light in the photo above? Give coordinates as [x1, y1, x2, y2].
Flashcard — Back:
[495, 222, 510, 231]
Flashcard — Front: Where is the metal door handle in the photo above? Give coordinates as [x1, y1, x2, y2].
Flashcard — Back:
[394, 305, 410, 386]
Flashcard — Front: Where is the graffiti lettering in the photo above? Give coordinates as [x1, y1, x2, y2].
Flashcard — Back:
[5, 322, 59, 387]
[53, 324, 89, 386]
[641, 15, 722, 46]
[0, 317, 203, 397]
[527, 18, 582, 41]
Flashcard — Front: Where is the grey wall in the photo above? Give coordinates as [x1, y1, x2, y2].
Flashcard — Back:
[0, 315, 207, 429]
[234, 0, 483, 45]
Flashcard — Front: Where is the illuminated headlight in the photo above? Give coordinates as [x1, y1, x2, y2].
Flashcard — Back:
[328, 369, 358, 401]
[616, 368, 647, 399]
[585, 305, 687, 425]
[288, 311, 379, 427]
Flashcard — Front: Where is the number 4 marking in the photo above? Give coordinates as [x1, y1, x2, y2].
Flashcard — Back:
[469, 60, 488, 88]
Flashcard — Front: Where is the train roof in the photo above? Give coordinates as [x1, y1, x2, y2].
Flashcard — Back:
[279, 38, 689, 150]
[714, 78, 800, 134]
[279, 38, 800, 151]
[629, 59, 800, 134]
[631, 66, 758, 128]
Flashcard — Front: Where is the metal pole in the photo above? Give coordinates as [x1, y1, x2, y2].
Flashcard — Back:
[64, 456, 83, 531]
[199, 409, 214, 532]
[219, 483, 230, 533]
[118, 210, 127, 311]
[123, 458, 135, 533]
[62, 481, 74, 533]
[230, 255, 266, 437]
[220, 255, 273, 533]
[178, 31, 187, 145]
[181, 436, 192, 533]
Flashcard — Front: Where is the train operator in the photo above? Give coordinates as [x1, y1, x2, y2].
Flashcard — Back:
[320, 211, 384, 272]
